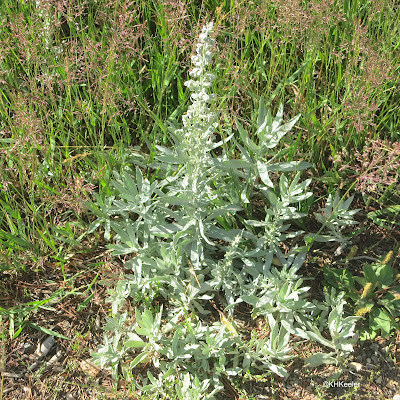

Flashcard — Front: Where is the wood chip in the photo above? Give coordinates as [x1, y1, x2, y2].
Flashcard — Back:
[2, 372, 24, 379]
[79, 359, 102, 377]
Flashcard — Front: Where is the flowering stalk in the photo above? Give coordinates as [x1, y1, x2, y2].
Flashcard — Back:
[175, 22, 218, 188]
[162, 22, 219, 268]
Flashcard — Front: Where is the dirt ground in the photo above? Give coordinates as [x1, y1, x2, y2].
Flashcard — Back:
[1, 211, 400, 400]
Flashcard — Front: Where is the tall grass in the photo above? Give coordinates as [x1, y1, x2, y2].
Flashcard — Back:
[0, 0, 399, 271]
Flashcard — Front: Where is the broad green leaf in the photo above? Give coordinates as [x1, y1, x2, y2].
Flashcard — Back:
[257, 161, 273, 188]
[369, 308, 392, 336]
[236, 119, 259, 152]
[305, 352, 336, 367]
[268, 161, 313, 172]
[125, 333, 146, 348]
[130, 352, 150, 369]
[323, 267, 356, 291]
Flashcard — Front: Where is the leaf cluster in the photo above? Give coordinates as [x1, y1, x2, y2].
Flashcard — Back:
[324, 250, 400, 340]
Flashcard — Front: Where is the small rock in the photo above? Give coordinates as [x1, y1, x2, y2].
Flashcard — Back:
[23, 343, 35, 354]
[23, 387, 32, 395]
[387, 380, 398, 390]
[370, 343, 379, 352]
[371, 355, 379, 363]
[366, 357, 372, 363]
[349, 362, 363, 372]
[376, 376, 382, 384]
[36, 336, 56, 359]
[2, 372, 24, 379]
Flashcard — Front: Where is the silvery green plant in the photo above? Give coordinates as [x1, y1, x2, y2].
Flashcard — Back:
[295, 289, 360, 368]
[89, 22, 359, 399]
[306, 192, 361, 255]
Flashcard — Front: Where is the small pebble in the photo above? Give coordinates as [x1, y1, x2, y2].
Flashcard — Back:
[23, 343, 35, 354]
[370, 343, 379, 352]
[2, 372, 24, 379]
[23, 387, 32, 395]
[376, 376, 382, 384]
[387, 380, 398, 390]
[349, 362, 363, 372]
[366, 357, 372, 363]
